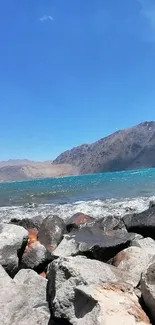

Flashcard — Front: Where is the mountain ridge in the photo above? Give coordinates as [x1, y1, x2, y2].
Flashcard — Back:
[53, 121, 155, 174]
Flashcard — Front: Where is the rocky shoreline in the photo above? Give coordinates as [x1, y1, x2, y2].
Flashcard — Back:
[1, 203, 155, 324]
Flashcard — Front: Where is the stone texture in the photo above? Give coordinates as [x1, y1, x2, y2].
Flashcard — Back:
[0, 265, 50, 325]
[53, 226, 134, 262]
[47, 256, 133, 322]
[141, 262, 155, 323]
[38, 215, 65, 252]
[94, 215, 126, 232]
[10, 215, 43, 231]
[73, 283, 151, 325]
[123, 207, 155, 238]
[131, 237, 155, 249]
[20, 241, 53, 273]
[0, 223, 28, 276]
[113, 246, 155, 287]
[66, 212, 95, 232]
[14, 268, 48, 309]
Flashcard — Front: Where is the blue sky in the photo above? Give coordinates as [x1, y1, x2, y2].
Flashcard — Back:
[0, 0, 155, 160]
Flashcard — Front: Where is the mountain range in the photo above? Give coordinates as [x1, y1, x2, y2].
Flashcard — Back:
[1, 121, 155, 182]
[53, 121, 155, 174]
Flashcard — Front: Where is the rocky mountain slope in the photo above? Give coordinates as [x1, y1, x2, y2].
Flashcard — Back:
[53, 121, 155, 174]
[0, 162, 79, 182]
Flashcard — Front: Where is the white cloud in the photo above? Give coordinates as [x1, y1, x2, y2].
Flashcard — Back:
[137, 0, 155, 40]
[39, 15, 53, 23]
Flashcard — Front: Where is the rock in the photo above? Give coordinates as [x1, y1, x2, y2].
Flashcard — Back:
[20, 241, 53, 273]
[47, 255, 133, 322]
[0, 265, 50, 325]
[66, 212, 95, 232]
[53, 226, 134, 262]
[0, 223, 28, 277]
[123, 207, 155, 238]
[141, 262, 155, 323]
[10, 215, 43, 231]
[131, 237, 155, 249]
[38, 215, 65, 252]
[72, 283, 151, 325]
[149, 200, 155, 209]
[14, 269, 48, 309]
[113, 246, 155, 287]
[95, 215, 126, 232]
[0, 264, 13, 285]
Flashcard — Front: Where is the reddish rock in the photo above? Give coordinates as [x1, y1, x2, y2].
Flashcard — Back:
[27, 229, 38, 246]
[66, 212, 95, 232]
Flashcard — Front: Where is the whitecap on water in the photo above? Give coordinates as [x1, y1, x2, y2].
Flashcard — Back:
[0, 196, 154, 223]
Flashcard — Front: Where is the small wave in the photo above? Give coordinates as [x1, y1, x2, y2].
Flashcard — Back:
[0, 196, 153, 223]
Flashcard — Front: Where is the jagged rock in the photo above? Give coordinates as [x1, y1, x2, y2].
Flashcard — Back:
[53, 226, 134, 262]
[14, 269, 48, 309]
[66, 212, 95, 232]
[72, 283, 151, 325]
[10, 216, 43, 231]
[47, 256, 133, 322]
[123, 207, 155, 238]
[0, 265, 50, 325]
[20, 241, 52, 273]
[141, 262, 155, 323]
[131, 237, 155, 249]
[0, 223, 28, 277]
[113, 246, 155, 287]
[38, 215, 65, 252]
[94, 215, 126, 232]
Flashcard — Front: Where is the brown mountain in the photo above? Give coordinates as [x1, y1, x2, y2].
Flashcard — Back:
[53, 121, 155, 174]
[0, 162, 79, 182]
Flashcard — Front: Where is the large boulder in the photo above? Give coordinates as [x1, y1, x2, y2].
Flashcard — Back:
[66, 212, 95, 232]
[53, 226, 134, 262]
[38, 215, 65, 252]
[113, 246, 155, 287]
[47, 256, 133, 323]
[72, 283, 151, 325]
[123, 207, 155, 238]
[20, 241, 52, 273]
[14, 269, 48, 309]
[0, 265, 50, 325]
[141, 262, 155, 323]
[0, 223, 28, 276]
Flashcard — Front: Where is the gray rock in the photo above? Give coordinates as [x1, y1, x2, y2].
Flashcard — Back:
[141, 262, 155, 323]
[47, 256, 133, 323]
[0, 264, 13, 285]
[53, 227, 134, 262]
[0, 265, 50, 325]
[73, 283, 150, 325]
[14, 269, 48, 308]
[38, 215, 65, 252]
[20, 241, 53, 273]
[95, 215, 126, 232]
[131, 237, 155, 249]
[0, 223, 28, 276]
[123, 207, 155, 238]
[10, 215, 43, 231]
[113, 246, 155, 287]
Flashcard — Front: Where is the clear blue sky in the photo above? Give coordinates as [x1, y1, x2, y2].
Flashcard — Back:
[0, 0, 155, 160]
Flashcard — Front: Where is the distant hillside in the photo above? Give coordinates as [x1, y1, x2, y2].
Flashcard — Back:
[53, 121, 155, 174]
[0, 162, 79, 182]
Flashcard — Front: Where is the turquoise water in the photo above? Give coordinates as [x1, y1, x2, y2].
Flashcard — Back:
[0, 168, 155, 206]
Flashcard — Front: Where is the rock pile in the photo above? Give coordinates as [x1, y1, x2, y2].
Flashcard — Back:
[1, 208, 155, 324]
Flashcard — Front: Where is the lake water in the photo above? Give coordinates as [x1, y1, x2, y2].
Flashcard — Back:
[0, 168, 155, 222]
